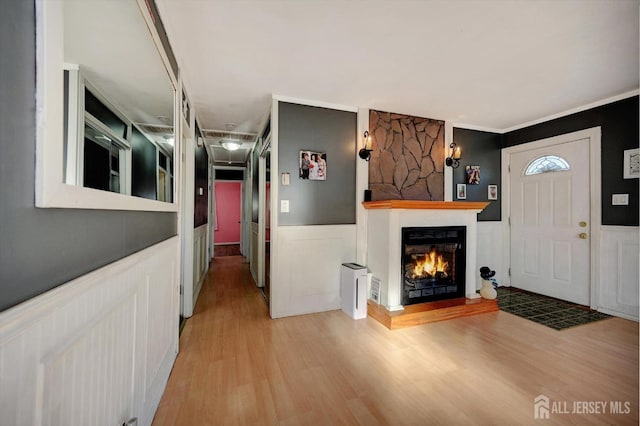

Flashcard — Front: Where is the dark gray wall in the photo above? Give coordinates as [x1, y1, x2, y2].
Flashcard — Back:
[278, 102, 357, 225]
[215, 169, 244, 181]
[503, 96, 639, 226]
[0, 0, 177, 312]
[452, 128, 502, 221]
[194, 145, 209, 227]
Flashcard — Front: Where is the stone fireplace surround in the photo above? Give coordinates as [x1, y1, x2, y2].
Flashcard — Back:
[364, 200, 489, 311]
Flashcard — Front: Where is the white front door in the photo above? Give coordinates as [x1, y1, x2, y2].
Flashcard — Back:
[509, 137, 591, 305]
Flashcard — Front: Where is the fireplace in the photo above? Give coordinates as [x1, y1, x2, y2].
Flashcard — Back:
[364, 200, 488, 311]
[401, 226, 466, 305]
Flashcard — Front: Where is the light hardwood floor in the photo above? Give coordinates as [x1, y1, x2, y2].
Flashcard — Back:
[153, 256, 638, 425]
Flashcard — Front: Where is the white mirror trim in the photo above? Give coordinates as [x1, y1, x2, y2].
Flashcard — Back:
[35, 0, 179, 212]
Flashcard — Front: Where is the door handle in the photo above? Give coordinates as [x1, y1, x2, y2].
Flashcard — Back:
[578, 233, 588, 239]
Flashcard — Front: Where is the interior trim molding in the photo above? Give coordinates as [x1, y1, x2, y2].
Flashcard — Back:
[501, 89, 639, 134]
[453, 90, 639, 135]
[272, 94, 358, 113]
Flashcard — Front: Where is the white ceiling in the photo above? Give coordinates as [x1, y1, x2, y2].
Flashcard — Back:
[156, 0, 639, 134]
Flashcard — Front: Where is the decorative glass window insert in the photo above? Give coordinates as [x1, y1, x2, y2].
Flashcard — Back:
[524, 155, 570, 175]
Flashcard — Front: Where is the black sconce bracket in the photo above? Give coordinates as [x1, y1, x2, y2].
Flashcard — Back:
[445, 142, 461, 168]
[359, 130, 372, 161]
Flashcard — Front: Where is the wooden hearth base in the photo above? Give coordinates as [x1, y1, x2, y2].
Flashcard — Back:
[367, 297, 498, 330]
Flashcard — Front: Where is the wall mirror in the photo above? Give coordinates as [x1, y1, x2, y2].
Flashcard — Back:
[36, 0, 179, 211]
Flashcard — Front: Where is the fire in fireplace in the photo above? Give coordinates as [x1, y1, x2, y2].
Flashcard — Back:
[401, 226, 466, 305]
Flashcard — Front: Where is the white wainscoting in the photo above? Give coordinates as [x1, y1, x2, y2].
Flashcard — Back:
[598, 226, 639, 320]
[193, 224, 208, 306]
[271, 225, 357, 318]
[477, 221, 505, 289]
[0, 237, 179, 426]
[250, 221, 259, 284]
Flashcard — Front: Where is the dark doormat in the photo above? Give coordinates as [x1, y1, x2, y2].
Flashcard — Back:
[496, 287, 611, 330]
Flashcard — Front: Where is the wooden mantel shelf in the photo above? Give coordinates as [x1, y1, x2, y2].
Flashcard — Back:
[362, 200, 490, 210]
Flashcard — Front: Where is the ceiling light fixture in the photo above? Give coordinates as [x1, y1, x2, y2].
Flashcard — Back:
[221, 140, 241, 151]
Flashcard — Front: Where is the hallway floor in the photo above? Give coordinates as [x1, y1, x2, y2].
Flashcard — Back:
[152, 256, 638, 425]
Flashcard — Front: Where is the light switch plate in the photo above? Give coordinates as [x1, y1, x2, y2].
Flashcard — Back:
[281, 199, 289, 213]
[281, 172, 290, 186]
[612, 194, 629, 205]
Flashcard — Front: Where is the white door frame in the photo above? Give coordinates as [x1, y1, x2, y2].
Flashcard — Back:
[179, 86, 195, 319]
[501, 127, 602, 309]
[209, 163, 215, 260]
[258, 135, 272, 289]
[212, 179, 244, 245]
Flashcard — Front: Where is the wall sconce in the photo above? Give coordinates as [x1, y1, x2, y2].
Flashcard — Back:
[359, 130, 373, 161]
[445, 142, 462, 168]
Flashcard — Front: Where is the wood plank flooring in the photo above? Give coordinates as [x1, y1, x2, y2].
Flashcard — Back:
[153, 256, 638, 425]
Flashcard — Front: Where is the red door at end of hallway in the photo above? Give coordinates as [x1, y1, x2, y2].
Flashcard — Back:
[214, 182, 242, 256]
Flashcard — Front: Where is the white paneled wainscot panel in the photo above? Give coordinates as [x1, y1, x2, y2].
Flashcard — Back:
[272, 225, 357, 318]
[476, 222, 505, 288]
[193, 224, 208, 305]
[0, 237, 179, 426]
[598, 226, 639, 320]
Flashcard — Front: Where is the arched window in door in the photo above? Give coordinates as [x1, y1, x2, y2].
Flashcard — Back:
[524, 155, 571, 175]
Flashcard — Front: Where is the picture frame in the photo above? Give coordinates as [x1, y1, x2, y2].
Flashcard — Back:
[299, 150, 327, 180]
[623, 148, 639, 179]
[488, 184, 498, 200]
[466, 165, 480, 185]
[457, 183, 467, 200]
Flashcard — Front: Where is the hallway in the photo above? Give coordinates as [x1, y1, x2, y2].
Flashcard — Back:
[152, 257, 638, 425]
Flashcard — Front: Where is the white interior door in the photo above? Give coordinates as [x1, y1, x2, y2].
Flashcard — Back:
[509, 137, 591, 305]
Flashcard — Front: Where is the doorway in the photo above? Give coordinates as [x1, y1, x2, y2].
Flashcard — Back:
[213, 181, 243, 257]
[504, 127, 601, 307]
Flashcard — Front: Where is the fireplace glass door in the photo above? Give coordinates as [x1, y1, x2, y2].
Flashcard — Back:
[401, 226, 466, 305]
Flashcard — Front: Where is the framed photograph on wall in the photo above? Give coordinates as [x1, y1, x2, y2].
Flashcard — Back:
[457, 183, 467, 200]
[299, 150, 327, 180]
[488, 185, 498, 200]
[623, 148, 639, 179]
[466, 165, 480, 185]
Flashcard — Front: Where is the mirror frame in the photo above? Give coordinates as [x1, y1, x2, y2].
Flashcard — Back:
[35, 0, 179, 211]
